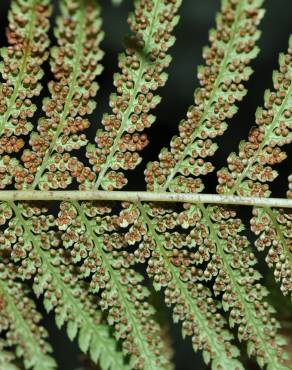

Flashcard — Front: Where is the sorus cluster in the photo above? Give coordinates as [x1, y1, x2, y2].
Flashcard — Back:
[145, 0, 264, 193]
[87, 0, 182, 190]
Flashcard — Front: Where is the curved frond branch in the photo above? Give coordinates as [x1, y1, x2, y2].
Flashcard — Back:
[217, 35, 292, 197]
[0, 269, 56, 370]
[88, 0, 182, 190]
[251, 176, 292, 297]
[0, 0, 51, 149]
[15, 0, 104, 190]
[197, 204, 289, 369]
[145, 0, 264, 192]
[57, 200, 173, 370]
[136, 202, 244, 369]
[3, 201, 130, 370]
[217, 35, 292, 296]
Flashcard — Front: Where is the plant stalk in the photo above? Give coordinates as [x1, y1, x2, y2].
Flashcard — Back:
[0, 191, 291, 208]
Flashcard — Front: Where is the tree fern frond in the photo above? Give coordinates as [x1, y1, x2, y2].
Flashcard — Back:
[87, 0, 182, 190]
[191, 34, 292, 367]
[1, 201, 130, 370]
[217, 36, 292, 197]
[139, 0, 289, 368]
[57, 200, 174, 370]
[251, 175, 292, 298]
[0, 267, 56, 370]
[0, 0, 290, 368]
[53, 1, 184, 366]
[145, 0, 264, 192]
[251, 206, 291, 298]
[197, 204, 289, 369]
[216, 35, 292, 296]
[14, 0, 104, 190]
[0, 0, 51, 152]
[132, 202, 243, 369]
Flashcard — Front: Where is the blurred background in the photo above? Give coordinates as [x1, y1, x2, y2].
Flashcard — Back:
[0, 0, 291, 369]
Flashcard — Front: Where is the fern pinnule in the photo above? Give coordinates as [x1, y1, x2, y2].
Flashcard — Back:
[145, 0, 264, 192]
[16, 0, 104, 190]
[0, 0, 51, 152]
[217, 36, 292, 197]
[110, 202, 241, 369]
[0, 265, 56, 370]
[0, 201, 130, 370]
[217, 35, 292, 297]
[250, 174, 292, 298]
[87, 0, 182, 190]
[57, 200, 174, 370]
[251, 206, 292, 298]
[135, 202, 244, 370]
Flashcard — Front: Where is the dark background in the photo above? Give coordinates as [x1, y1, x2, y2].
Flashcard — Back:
[0, 0, 291, 369]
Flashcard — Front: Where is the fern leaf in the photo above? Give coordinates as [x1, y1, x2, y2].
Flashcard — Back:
[53, 0, 183, 366]
[188, 34, 292, 368]
[251, 206, 291, 298]
[1, 201, 130, 370]
[0, 268, 56, 370]
[145, 0, 264, 192]
[139, 0, 289, 368]
[217, 37, 292, 197]
[198, 204, 289, 369]
[135, 202, 244, 370]
[0, 0, 51, 153]
[57, 200, 174, 370]
[251, 175, 292, 297]
[16, 0, 104, 190]
[87, 0, 182, 190]
[217, 35, 292, 296]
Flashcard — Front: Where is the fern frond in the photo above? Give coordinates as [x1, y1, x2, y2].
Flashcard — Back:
[251, 175, 292, 298]
[53, 1, 183, 366]
[197, 203, 289, 369]
[15, 0, 104, 190]
[139, 0, 289, 368]
[217, 37, 292, 196]
[251, 206, 291, 298]
[190, 34, 292, 368]
[135, 202, 244, 369]
[57, 200, 174, 370]
[145, 0, 264, 192]
[216, 35, 292, 296]
[87, 0, 182, 190]
[0, 201, 130, 370]
[0, 0, 51, 153]
[0, 266, 56, 370]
